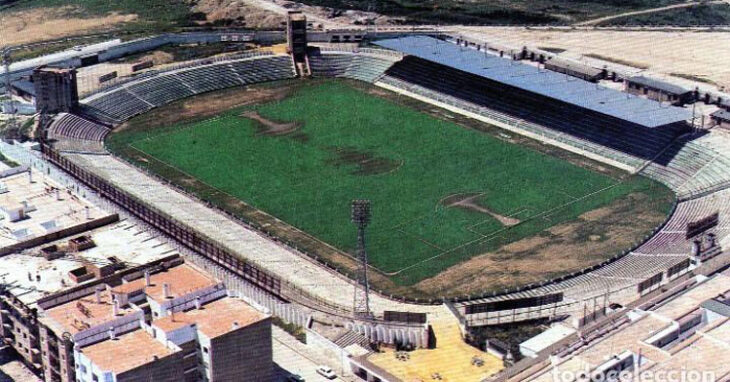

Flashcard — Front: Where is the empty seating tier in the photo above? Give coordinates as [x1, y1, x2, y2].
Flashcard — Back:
[48, 113, 111, 142]
[308, 52, 399, 83]
[79, 55, 297, 124]
[641, 131, 730, 198]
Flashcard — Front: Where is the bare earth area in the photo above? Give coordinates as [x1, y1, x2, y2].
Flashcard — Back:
[415, 193, 667, 296]
[0, 7, 137, 48]
[457, 27, 730, 91]
[117, 85, 295, 132]
[243, 110, 301, 135]
[443, 193, 521, 226]
[193, 0, 287, 29]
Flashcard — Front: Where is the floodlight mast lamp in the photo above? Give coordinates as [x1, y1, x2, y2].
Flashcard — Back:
[351, 199, 372, 318]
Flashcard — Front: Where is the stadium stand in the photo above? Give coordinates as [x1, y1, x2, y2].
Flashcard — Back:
[375, 36, 691, 128]
[641, 131, 730, 198]
[47, 113, 112, 154]
[377, 56, 687, 164]
[48, 113, 110, 142]
[79, 55, 297, 123]
[308, 49, 401, 83]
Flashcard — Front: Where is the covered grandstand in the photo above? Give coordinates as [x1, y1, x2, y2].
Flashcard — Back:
[374, 36, 693, 162]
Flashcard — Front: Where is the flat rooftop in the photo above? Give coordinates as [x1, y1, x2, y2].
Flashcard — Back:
[0, 220, 178, 307]
[111, 263, 219, 303]
[166, 297, 268, 339]
[514, 273, 730, 382]
[0, 167, 109, 250]
[45, 287, 136, 335]
[79, 329, 177, 375]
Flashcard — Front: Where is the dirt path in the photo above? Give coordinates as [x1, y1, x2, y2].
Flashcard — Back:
[443, 193, 521, 226]
[242, 110, 300, 135]
[573, 0, 725, 26]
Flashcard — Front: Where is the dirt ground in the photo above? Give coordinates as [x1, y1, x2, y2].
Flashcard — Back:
[0, 7, 136, 48]
[414, 192, 668, 296]
[457, 27, 730, 91]
[443, 193, 521, 226]
[193, 0, 287, 29]
[243, 110, 301, 135]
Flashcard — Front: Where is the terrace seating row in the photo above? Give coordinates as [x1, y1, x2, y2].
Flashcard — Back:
[309, 53, 399, 83]
[48, 113, 111, 142]
[80, 55, 296, 124]
[82, 51, 276, 99]
[640, 132, 730, 198]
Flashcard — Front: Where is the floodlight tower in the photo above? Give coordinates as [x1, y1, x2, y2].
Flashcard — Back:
[351, 199, 372, 317]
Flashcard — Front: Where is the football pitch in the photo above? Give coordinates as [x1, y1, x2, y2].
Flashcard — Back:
[109, 80, 674, 287]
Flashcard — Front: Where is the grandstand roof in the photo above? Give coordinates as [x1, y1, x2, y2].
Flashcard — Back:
[374, 36, 692, 128]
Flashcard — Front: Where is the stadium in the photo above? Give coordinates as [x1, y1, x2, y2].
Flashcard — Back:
[3, 12, 730, 382]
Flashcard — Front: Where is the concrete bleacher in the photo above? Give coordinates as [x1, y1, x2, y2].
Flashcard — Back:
[80, 55, 297, 124]
[48, 113, 110, 142]
[308, 51, 400, 83]
[641, 131, 730, 198]
[47, 113, 112, 154]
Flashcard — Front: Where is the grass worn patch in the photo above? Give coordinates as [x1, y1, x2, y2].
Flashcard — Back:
[108, 80, 674, 288]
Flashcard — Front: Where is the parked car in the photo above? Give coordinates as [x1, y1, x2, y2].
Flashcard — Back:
[316, 365, 337, 379]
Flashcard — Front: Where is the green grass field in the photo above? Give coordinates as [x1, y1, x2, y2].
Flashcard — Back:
[109, 81, 674, 286]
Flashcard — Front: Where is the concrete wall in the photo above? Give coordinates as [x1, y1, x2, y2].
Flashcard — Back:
[209, 318, 273, 382]
[116, 348, 186, 382]
[305, 327, 355, 377]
